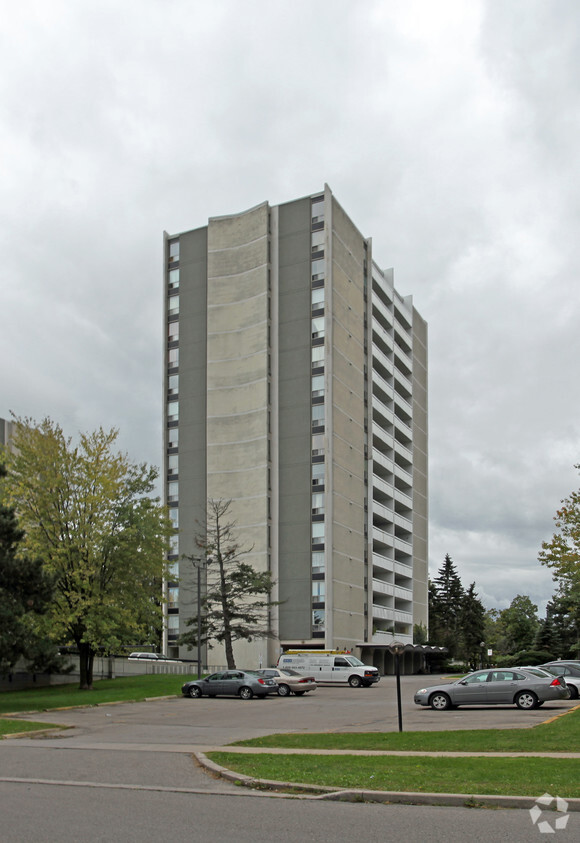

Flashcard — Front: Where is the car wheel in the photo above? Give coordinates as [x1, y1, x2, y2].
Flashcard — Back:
[567, 684, 579, 700]
[277, 684, 291, 697]
[348, 675, 362, 688]
[188, 686, 202, 699]
[239, 686, 254, 700]
[515, 690, 539, 710]
[294, 691, 305, 696]
[430, 692, 452, 711]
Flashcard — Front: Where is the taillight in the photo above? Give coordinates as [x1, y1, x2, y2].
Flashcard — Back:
[550, 678, 562, 687]
[258, 678, 266, 685]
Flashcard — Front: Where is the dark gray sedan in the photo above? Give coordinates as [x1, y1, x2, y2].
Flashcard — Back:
[414, 668, 570, 711]
[181, 669, 278, 700]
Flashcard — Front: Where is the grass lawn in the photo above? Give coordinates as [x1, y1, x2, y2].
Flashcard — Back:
[209, 752, 580, 798]
[0, 674, 193, 715]
[233, 704, 580, 754]
[0, 718, 64, 737]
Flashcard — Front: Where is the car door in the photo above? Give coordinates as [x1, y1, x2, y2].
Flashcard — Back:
[332, 657, 351, 682]
[486, 670, 521, 704]
[452, 670, 491, 704]
[221, 671, 244, 696]
[204, 672, 225, 696]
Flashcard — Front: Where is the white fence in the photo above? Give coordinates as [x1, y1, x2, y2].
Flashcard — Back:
[1, 656, 204, 691]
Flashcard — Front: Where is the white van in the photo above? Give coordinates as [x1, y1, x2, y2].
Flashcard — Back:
[277, 651, 380, 687]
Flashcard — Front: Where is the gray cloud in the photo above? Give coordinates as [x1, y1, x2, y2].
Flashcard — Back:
[1, 0, 579, 615]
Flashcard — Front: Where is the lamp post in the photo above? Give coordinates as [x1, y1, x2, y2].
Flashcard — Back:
[389, 642, 406, 732]
[184, 554, 205, 678]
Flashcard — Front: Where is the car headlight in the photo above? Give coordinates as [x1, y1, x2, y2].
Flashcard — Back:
[417, 689, 427, 694]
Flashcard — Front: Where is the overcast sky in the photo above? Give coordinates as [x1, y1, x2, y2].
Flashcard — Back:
[1, 0, 579, 615]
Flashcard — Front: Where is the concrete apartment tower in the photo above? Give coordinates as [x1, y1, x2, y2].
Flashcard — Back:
[163, 186, 428, 673]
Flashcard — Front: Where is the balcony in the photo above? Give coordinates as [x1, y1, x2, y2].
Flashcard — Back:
[372, 525, 394, 549]
[372, 422, 394, 453]
[372, 554, 394, 575]
[372, 295, 393, 331]
[372, 604, 413, 624]
[372, 447, 394, 477]
[372, 394, 393, 429]
[372, 344, 393, 378]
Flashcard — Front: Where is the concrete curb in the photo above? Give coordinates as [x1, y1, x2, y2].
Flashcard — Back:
[195, 751, 580, 810]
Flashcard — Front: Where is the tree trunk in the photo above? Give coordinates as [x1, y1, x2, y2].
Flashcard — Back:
[78, 642, 94, 690]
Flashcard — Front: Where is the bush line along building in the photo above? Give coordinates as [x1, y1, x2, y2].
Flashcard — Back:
[163, 185, 428, 673]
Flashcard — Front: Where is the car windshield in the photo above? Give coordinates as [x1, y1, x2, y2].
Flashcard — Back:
[345, 656, 364, 666]
[279, 669, 302, 676]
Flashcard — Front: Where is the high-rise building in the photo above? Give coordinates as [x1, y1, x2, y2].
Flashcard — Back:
[163, 186, 428, 673]
[0, 417, 15, 454]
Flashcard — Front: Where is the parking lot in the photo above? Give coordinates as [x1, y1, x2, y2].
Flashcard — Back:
[11, 673, 576, 748]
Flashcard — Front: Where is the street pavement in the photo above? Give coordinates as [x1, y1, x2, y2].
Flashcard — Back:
[1, 673, 579, 841]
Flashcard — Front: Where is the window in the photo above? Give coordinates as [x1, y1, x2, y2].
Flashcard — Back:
[167, 428, 179, 449]
[169, 509, 179, 529]
[167, 401, 179, 422]
[168, 320, 179, 342]
[311, 287, 325, 313]
[168, 454, 178, 475]
[167, 481, 179, 503]
[168, 374, 179, 395]
[169, 536, 179, 557]
[167, 587, 179, 608]
[463, 672, 490, 685]
[167, 615, 179, 631]
[312, 581, 325, 601]
[168, 295, 179, 316]
[311, 229, 325, 254]
[168, 240, 180, 263]
[311, 345, 325, 369]
[311, 374, 324, 398]
[312, 461, 325, 487]
[312, 492, 325, 516]
[312, 433, 325, 457]
[169, 268, 180, 289]
[168, 348, 179, 368]
[312, 404, 325, 429]
[311, 522, 325, 545]
[311, 198, 325, 224]
[312, 316, 324, 340]
[311, 258, 325, 282]
[167, 558, 179, 578]
[312, 609, 325, 630]
[312, 551, 325, 574]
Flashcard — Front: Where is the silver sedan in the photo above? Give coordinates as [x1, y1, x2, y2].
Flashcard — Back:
[414, 668, 570, 711]
[255, 667, 317, 696]
[181, 670, 278, 700]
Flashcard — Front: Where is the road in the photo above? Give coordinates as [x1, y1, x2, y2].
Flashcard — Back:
[1, 675, 578, 841]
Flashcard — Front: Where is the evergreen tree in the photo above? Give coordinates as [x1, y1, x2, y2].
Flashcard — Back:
[533, 611, 560, 657]
[430, 554, 465, 657]
[0, 465, 57, 674]
[460, 582, 486, 668]
[547, 587, 580, 658]
[179, 498, 279, 669]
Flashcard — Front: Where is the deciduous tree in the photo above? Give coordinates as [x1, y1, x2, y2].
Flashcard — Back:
[179, 498, 278, 669]
[4, 418, 172, 689]
[500, 594, 539, 654]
